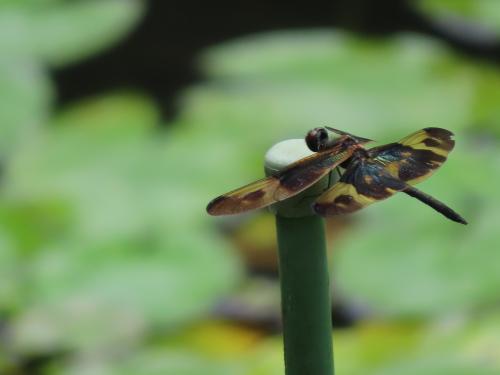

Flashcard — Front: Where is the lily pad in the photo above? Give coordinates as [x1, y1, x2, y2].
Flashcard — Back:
[184, 31, 474, 143]
[415, 0, 500, 37]
[11, 231, 240, 354]
[0, 0, 144, 66]
[0, 60, 52, 158]
[43, 314, 500, 375]
[4, 93, 242, 355]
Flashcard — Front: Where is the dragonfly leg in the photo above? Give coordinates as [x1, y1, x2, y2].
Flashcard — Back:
[336, 166, 342, 180]
[326, 167, 341, 189]
[327, 170, 332, 188]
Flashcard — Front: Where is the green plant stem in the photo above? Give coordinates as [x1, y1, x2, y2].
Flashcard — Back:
[275, 214, 334, 375]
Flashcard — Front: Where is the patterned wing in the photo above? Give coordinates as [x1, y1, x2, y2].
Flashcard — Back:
[368, 127, 454, 185]
[206, 176, 281, 215]
[274, 147, 353, 200]
[313, 160, 407, 216]
[207, 147, 354, 216]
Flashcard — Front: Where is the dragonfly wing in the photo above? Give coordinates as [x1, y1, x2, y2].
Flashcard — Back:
[206, 176, 281, 215]
[368, 127, 454, 185]
[207, 145, 355, 216]
[313, 161, 407, 216]
[274, 148, 353, 200]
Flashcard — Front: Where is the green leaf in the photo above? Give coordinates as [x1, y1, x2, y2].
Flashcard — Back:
[53, 91, 160, 135]
[43, 314, 500, 374]
[415, 0, 500, 36]
[11, 232, 241, 354]
[467, 64, 500, 137]
[0, 0, 144, 66]
[0, 60, 52, 158]
[5, 92, 163, 243]
[48, 350, 243, 375]
[186, 31, 474, 141]
[372, 359, 498, 375]
[5, 93, 242, 355]
[0, 1, 63, 6]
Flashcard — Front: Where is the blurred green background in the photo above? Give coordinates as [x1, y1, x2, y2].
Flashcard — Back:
[0, 0, 499, 374]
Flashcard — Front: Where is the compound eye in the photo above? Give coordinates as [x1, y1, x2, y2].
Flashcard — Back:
[305, 128, 325, 152]
[318, 128, 328, 140]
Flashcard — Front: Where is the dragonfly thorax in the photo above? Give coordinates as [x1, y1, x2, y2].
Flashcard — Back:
[340, 147, 368, 169]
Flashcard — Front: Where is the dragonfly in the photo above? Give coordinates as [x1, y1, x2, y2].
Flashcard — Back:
[206, 127, 467, 224]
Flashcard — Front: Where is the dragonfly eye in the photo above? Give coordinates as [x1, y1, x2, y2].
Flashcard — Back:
[305, 127, 328, 152]
[319, 128, 328, 140]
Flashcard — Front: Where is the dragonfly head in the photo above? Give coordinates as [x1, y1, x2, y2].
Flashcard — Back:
[305, 127, 330, 152]
[306, 127, 373, 152]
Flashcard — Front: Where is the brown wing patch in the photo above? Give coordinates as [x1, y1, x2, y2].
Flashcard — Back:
[206, 177, 280, 215]
[207, 143, 356, 216]
[313, 160, 407, 216]
[369, 128, 455, 185]
[275, 148, 352, 200]
[399, 127, 454, 156]
[314, 182, 375, 215]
